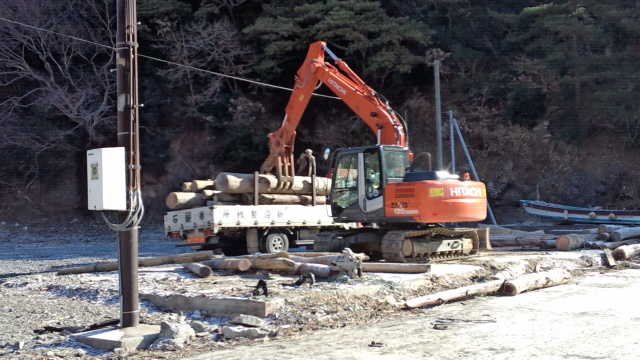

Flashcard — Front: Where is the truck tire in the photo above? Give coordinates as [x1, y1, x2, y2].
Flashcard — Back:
[261, 233, 289, 253]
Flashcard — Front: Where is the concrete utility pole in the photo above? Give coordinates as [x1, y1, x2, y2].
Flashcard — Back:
[434, 60, 443, 171]
[116, 0, 139, 328]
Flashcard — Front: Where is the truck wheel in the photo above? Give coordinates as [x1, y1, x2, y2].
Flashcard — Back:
[261, 233, 289, 253]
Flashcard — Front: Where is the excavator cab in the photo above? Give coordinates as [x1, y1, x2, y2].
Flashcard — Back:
[330, 145, 408, 220]
[329, 144, 487, 225]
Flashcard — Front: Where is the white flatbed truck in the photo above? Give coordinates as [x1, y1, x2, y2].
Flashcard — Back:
[164, 203, 353, 255]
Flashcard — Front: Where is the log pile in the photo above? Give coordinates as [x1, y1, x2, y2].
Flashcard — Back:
[486, 224, 640, 259]
[165, 172, 332, 210]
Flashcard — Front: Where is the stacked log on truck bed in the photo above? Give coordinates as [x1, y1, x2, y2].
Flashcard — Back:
[166, 172, 332, 210]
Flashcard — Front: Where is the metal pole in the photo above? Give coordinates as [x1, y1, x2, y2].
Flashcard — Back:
[116, 0, 139, 328]
[451, 117, 497, 225]
[434, 61, 443, 170]
[447, 111, 455, 173]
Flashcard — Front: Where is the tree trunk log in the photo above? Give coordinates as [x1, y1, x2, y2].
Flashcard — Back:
[502, 268, 571, 296]
[201, 189, 221, 200]
[182, 262, 213, 278]
[251, 257, 296, 270]
[298, 263, 332, 277]
[598, 232, 611, 241]
[538, 240, 556, 249]
[360, 262, 431, 273]
[405, 280, 505, 308]
[556, 234, 596, 250]
[490, 263, 527, 281]
[214, 193, 243, 203]
[166, 192, 207, 210]
[57, 251, 214, 275]
[182, 182, 193, 192]
[190, 180, 215, 192]
[585, 241, 606, 249]
[599, 239, 640, 250]
[598, 224, 626, 234]
[610, 227, 640, 242]
[201, 258, 252, 272]
[405, 265, 527, 308]
[215, 172, 331, 195]
[241, 193, 327, 205]
[490, 235, 557, 247]
[581, 228, 599, 234]
[612, 243, 640, 260]
[289, 253, 369, 266]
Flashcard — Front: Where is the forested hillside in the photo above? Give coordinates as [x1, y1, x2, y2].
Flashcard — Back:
[1, 0, 640, 224]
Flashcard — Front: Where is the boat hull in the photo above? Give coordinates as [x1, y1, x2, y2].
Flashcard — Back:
[520, 200, 640, 225]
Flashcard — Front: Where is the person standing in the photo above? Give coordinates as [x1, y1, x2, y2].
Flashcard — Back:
[296, 149, 316, 176]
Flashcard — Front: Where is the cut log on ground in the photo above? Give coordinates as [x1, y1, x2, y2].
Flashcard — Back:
[298, 263, 332, 278]
[490, 235, 557, 247]
[405, 265, 527, 308]
[57, 251, 214, 275]
[581, 228, 599, 234]
[360, 262, 431, 273]
[241, 193, 327, 205]
[405, 280, 505, 308]
[598, 232, 611, 241]
[610, 227, 640, 242]
[599, 239, 640, 250]
[215, 172, 331, 196]
[584, 241, 606, 249]
[288, 252, 342, 257]
[502, 268, 572, 296]
[201, 258, 252, 272]
[166, 192, 207, 210]
[555, 234, 597, 250]
[182, 262, 213, 278]
[612, 243, 640, 261]
[190, 180, 215, 192]
[598, 224, 627, 234]
[539, 240, 556, 249]
[251, 257, 296, 270]
[289, 253, 369, 266]
[490, 263, 527, 281]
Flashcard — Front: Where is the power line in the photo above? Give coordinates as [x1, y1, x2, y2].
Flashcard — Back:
[0, 16, 339, 99]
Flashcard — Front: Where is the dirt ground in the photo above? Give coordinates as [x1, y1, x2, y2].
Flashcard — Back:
[1, 221, 639, 359]
[187, 269, 640, 360]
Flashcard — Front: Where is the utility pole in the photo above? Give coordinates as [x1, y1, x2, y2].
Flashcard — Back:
[116, 0, 140, 328]
[434, 60, 443, 171]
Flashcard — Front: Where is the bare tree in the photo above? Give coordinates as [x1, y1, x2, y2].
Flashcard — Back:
[0, 0, 115, 190]
[154, 18, 256, 107]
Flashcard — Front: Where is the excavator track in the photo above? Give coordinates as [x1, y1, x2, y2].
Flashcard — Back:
[381, 228, 479, 263]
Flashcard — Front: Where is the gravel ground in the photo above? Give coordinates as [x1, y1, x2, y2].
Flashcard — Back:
[0, 220, 428, 360]
[0, 220, 613, 360]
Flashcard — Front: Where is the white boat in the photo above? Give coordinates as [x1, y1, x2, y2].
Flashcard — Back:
[520, 200, 640, 225]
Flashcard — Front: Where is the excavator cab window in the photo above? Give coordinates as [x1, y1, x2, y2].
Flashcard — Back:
[363, 149, 382, 200]
[331, 153, 359, 216]
[382, 149, 407, 181]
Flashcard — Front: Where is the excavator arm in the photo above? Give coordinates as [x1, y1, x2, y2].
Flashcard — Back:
[260, 41, 407, 186]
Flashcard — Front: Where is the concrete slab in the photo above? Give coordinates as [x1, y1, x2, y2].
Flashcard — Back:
[72, 324, 160, 351]
[142, 294, 284, 318]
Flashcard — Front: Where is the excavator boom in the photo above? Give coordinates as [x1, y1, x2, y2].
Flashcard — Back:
[260, 41, 406, 184]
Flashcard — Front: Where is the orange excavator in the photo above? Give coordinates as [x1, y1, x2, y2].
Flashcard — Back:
[260, 41, 487, 262]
